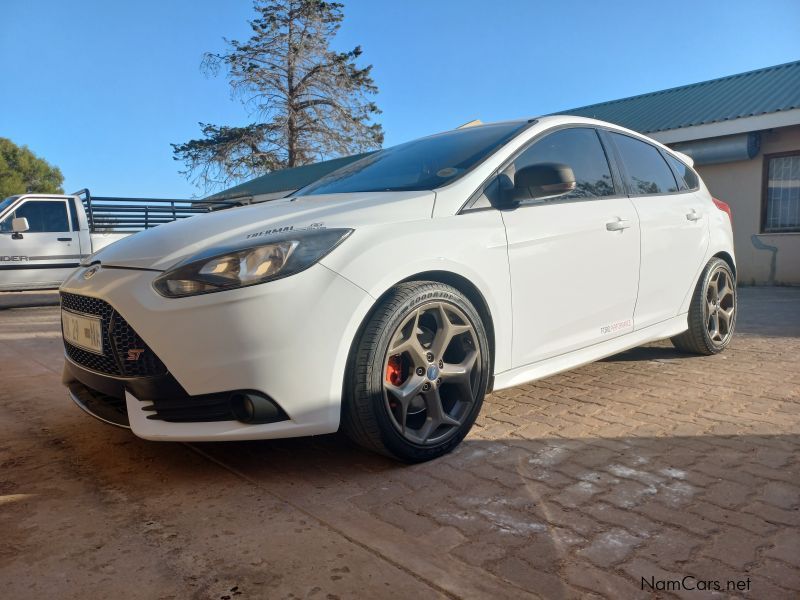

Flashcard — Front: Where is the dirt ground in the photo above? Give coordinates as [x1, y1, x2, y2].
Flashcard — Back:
[0, 287, 798, 599]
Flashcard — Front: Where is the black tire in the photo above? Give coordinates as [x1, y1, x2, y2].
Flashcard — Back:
[342, 281, 490, 463]
[671, 257, 737, 355]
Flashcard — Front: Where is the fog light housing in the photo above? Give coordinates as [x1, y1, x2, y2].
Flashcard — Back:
[229, 391, 287, 424]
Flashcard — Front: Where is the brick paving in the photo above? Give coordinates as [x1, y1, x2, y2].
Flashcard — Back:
[0, 287, 798, 598]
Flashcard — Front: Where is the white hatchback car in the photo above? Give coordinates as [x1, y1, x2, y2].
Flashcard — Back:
[60, 116, 736, 462]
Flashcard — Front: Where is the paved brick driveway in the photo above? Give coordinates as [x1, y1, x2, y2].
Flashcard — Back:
[0, 287, 798, 599]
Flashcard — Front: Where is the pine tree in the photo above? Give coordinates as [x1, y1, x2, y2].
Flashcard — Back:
[172, 0, 383, 192]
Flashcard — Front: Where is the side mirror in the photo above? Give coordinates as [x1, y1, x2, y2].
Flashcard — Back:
[12, 217, 30, 233]
[11, 217, 30, 239]
[513, 163, 577, 201]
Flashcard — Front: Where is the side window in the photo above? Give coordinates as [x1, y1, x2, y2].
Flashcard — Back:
[470, 176, 502, 209]
[0, 200, 70, 233]
[664, 153, 699, 190]
[68, 198, 81, 231]
[611, 133, 679, 195]
[504, 128, 616, 199]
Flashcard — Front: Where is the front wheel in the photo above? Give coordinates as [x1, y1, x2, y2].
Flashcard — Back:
[342, 281, 490, 462]
[671, 257, 737, 355]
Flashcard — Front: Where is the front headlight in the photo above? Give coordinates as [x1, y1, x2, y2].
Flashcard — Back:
[153, 228, 352, 298]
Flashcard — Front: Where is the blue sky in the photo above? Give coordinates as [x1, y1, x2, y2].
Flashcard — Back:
[2, 0, 799, 198]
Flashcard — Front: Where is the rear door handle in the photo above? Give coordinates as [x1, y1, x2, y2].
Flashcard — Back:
[686, 209, 703, 222]
[57, 237, 73, 242]
[606, 218, 631, 231]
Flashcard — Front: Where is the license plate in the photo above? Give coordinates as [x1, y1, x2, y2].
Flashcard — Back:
[62, 310, 103, 354]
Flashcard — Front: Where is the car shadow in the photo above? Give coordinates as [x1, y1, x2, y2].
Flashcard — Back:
[601, 344, 688, 363]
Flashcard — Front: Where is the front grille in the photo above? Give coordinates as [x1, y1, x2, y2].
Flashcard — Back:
[61, 292, 167, 378]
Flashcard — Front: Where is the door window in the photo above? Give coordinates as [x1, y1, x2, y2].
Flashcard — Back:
[0, 200, 70, 233]
[610, 133, 679, 195]
[505, 128, 616, 199]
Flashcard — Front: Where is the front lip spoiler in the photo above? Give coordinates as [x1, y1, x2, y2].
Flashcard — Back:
[63, 355, 290, 426]
[64, 354, 186, 401]
[67, 384, 130, 429]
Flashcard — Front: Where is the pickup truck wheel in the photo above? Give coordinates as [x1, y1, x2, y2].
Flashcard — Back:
[671, 257, 737, 355]
[343, 281, 490, 463]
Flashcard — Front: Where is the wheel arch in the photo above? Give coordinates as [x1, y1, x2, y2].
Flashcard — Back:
[343, 270, 498, 399]
[399, 271, 496, 384]
[680, 249, 737, 317]
[712, 251, 737, 278]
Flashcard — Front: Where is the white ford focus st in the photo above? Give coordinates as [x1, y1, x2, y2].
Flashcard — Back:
[60, 116, 736, 462]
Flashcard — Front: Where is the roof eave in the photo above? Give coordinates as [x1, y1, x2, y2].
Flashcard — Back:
[648, 107, 800, 144]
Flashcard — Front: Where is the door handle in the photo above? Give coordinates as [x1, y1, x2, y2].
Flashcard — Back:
[686, 209, 703, 222]
[57, 237, 73, 242]
[606, 218, 631, 231]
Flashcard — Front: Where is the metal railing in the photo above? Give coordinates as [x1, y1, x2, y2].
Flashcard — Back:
[73, 189, 240, 232]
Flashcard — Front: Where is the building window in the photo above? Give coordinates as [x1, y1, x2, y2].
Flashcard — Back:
[763, 152, 800, 233]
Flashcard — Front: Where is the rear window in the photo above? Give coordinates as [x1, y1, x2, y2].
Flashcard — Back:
[664, 153, 699, 190]
[611, 133, 679, 195]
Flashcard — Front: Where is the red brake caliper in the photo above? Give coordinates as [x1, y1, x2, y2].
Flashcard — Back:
[386, 354, 403, 386]
[386, 355, 405, 410]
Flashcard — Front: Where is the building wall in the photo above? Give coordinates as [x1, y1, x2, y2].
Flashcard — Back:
[697, 125, 800, 285]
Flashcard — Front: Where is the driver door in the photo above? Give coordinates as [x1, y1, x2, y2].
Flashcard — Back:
[497, 127, 641, 367]
[0, 198, 79, 290]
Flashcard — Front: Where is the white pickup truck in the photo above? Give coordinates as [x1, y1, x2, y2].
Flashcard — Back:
[0, 189, 235, 291]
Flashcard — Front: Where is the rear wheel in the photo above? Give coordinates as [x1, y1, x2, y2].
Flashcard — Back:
[671, 258, 737, 355]
[342, 281, 490, 462]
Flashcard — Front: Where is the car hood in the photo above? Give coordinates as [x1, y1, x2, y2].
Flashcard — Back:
[91, 191, 435, 271]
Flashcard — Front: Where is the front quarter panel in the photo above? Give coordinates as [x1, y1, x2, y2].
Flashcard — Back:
[320, 209, 513, 374]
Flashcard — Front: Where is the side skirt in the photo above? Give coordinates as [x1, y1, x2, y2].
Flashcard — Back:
[492, 314, 688, 391]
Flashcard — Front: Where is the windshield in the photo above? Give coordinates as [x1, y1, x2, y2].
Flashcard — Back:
[297, 122, 529, 195]
[0, 196, 20, 215]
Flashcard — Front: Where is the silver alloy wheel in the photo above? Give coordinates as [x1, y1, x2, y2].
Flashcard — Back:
[382, 301, 481, 445]
[705, 266, 735, 346]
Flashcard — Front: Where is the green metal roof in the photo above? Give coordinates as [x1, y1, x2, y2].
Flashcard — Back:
[206, 152, 373, 201]
[559, 60, 800, 134]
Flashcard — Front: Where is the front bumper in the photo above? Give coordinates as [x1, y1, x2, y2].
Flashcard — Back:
[59, 262, 373, 441]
